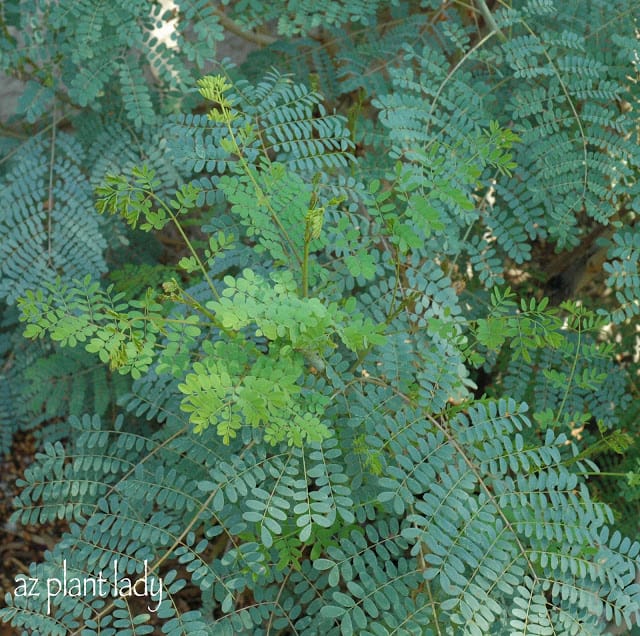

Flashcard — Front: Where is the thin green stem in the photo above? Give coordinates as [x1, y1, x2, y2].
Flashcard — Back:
[145, 190, 220, 301]
[46, 102, 56, 266]
[475, 0, 506, 42]
[554, 323, 581, 427]
[301, 230, 311, 298]
[220, 104, 303, 267]
[178, 287, 238, 340]
[579, 471, 630, 478]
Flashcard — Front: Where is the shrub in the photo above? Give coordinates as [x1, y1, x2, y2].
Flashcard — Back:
[1, 1, 640, 634]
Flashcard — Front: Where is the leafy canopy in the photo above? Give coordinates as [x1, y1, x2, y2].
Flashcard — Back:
[2, 1, 640, 634]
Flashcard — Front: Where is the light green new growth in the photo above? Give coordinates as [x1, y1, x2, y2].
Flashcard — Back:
[2, 1, 640, 634]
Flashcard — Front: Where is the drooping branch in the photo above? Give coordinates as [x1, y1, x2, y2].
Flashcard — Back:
[212, 6, 277, 46]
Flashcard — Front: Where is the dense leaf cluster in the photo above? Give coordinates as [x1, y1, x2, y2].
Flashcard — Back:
[1, 1, 640, 634]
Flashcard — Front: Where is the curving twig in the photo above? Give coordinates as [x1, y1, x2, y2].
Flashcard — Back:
[213, 7, 277, 46]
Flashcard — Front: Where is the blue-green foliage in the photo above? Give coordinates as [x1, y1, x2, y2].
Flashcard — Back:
[2, 1, 640, 635]
[605, 228, 640, 321]
[0, 134, 107, 304]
